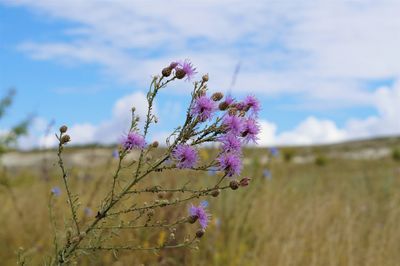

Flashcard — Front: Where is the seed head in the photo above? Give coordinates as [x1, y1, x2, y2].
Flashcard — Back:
[59, 125, 68, 133]
[211, 92, 224, 101]
[219, 101, 229, 111]
[162, 67, 172, 77]
[229, 180, 240, 190]
[211, 189, 220, 197]
[239, 177, 251, 187]
[196, 229, 205, 238]
[61, 134, 71, 144]
[202, 74, 209, 82]
[152, 141, 159, 148]
[175, 68, 186, 79]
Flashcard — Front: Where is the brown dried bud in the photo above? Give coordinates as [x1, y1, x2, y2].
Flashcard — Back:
[61, 134, 71, 144]
[219, 101, 229, 111]
[228, 108, 238, 116]
[152, 141, 159, 148]
[157, 191, 166, 199]
[229, 180, 240, 190]
[162, 67, 172, 77]
[175, 68, 186, 79]
[211, 189, 220, 197]
[211, 92, 224, 101]
[202, 74, 209, 82]
[188, 215, 198, 224]
[196, 229, 205, 238]
[59, 125, 68, 133]
[239, 177, 251, 187]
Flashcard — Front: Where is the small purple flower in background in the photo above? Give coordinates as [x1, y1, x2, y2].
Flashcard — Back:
[223, 115, 244, 136]
[243, 95, 261, 115]
[172, 144, 198, 169]
[219, 133, 242, 154]
[217, 152, 242, 176]
[169, 61, 179, 69]
[241, 118, 260, 143]
[179, 59, 197, 81]
[263, 169, 272, 180]
[84, 207, 93, 217]
[112, 149, 119, 159]
[122, 132, 146, 151]
[207, 166, 218, 176]
[269, 147, 279, 157]
[189, 201, 210, 229]
[191, 95, 216, 121]
[51, 186, 61, 196]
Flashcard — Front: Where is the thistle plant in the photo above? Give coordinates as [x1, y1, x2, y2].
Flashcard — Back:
[49, 60, 261, 265]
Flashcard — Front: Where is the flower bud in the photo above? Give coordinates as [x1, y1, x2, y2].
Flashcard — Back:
[175, 68, 186, 79]
[211, 189, 220, 197]
[239, 177, 251, 187]
[211, 92, 224, 101]
[59, 125, 68, 133]
[196, 229, 205, 238]
[152, 141, 159, 148]
[202, 74, 209, 82]
[219, 101, 229, 111]
[61, 134, 71, 144]
[228, 108, 238, 116]
[229, 180, 240, 190]
[188, 215, 198, 224]
[162, 67, 172, 77]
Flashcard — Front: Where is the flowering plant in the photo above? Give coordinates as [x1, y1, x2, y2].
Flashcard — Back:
[50, 60, 260, 265]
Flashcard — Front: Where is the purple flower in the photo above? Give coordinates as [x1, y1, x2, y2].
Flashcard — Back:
[217, 152, 242, 176]
[178, 59, 197, 81]
[189, 201, 210, 229]
[219, 133, 242, 154]
[243, 95, 261, 115]
[263, 169, 272, 180]
[241, 118, 260, 143]
[112, 149, 119, 158]
[169, 61, 179, 69]
[224, 95, 235, 106]
[207, 166, 218, 176]
[269, 147, 279, 157]
[191, 95, 216, 121]
[122, 132, 146, 151]
[172, 144, 198, 169]
[51, 186, 61, 196]
[223, 115, 244, 136]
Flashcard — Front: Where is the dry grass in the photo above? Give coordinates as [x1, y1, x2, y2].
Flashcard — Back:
[1, 145, 400, 265]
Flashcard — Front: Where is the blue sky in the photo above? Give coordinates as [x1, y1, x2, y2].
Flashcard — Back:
[1, 1, 399, 147]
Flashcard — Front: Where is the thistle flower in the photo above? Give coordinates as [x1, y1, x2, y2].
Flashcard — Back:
[177, 59, 197, 81]
[217, 152, 242, 176]
[191, 95, 216, 121]
[172, 144, 198, 169]
[224, 95, 235, 106]
[222, 115, 244, 136]
[189, 201, 210, 229]
[219, 133, 242, 154]
[243, 95, 261, 115]
[122, 132, 146, 151]
[241, 118, 260, 143]
[51, 186, 61, 197]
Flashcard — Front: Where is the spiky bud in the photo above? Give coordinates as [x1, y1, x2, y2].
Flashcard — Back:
[211, 189, 220, 197]
[59, 125, 68, 133]
[196, 229, 205, 238]
[162, 67, 172, 77]
[229, 180, 240, 190]
[211, 92, 224, 101]
[175, 68, 186, 79]
[188, 215, 198, 224]
[61, 134, 71, 144]
[239, 177, 251, 187]
[228, 108, 238, 116]
[202, 74, 209, 82]
[152, 141, 159, 148]
[219, 101, 229, 111]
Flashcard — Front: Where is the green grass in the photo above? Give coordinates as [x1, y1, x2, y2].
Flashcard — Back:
[1, 139, 400, 265]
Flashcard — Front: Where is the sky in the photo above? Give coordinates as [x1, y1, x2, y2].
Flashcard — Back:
[0, 0, 399, 148]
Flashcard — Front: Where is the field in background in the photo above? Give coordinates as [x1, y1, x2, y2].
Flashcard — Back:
[1, 136, 400, 265]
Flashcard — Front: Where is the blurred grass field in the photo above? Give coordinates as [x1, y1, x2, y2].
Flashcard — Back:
[1, 137, 400, 265]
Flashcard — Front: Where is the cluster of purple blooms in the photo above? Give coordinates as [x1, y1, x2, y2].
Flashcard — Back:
[122, 132, 146, 151]
[172, 144, 198, 169]
[189, 201, 210, 229]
